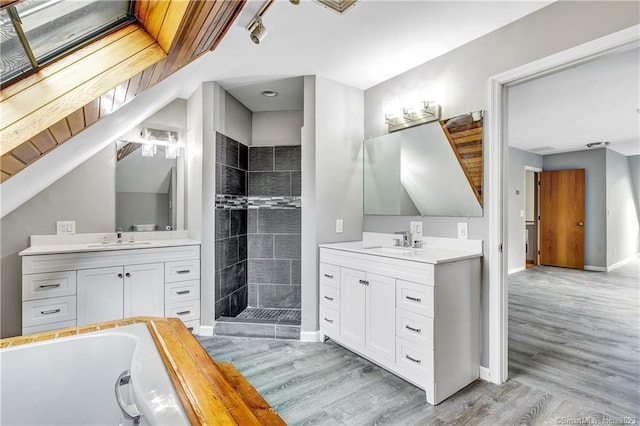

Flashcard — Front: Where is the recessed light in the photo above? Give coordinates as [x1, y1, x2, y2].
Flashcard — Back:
[261, 90, 278, 97]
[586, 141, 610, 148]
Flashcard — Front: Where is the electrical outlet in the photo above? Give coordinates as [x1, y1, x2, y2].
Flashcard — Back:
[457, 222, 468, 239]
[336, 219, 344, 233]
[410, 221, 423, 239]
[56, 221, 76, 235]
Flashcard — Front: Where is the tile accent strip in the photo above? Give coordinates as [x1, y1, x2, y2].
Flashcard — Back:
[215, 195, 301, 210]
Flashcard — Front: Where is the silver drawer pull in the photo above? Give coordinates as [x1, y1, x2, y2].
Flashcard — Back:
[358, 279, 369, 286]
[176, 310, 191, 316]
[406, 295, 422, 303]
[323, 274, 334, 279]
[405, 355, 422, 364]
[323, 317, 334, 323]
[41, 308, 61, 315]
[405, 325, 422, 334]
[323, 296, 334, 301]
[176, 290, 191, 295]
[176, 270, 191, 274]
[39, 283, 61, 289]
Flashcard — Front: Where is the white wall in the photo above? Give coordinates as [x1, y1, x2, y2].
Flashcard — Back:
[142, 98, 187, 130]
[301, 76, 364, 335]
[629, 155, 640, 224]
[0, 145, 115, 337]
[362, 1, 639, 367]
[606, 149, 640, 266]
[223, 91, 252, 146]
[252, 111, 303, 146]
[507, 147, 542, 272]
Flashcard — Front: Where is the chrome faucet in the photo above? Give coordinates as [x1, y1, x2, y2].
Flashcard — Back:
[116, 227, 123, 243]
[393, 231, 412, 248]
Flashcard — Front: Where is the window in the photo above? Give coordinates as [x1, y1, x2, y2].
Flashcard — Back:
[0, 0, 134, 85]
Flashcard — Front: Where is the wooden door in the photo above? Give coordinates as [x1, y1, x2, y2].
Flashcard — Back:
[539, 169, 585, 269]
[123, 263, 164, 318]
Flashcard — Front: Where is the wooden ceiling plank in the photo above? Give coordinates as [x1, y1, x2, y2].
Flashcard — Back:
[125, 72, 143, 103]
[0, 24, 139, 103]
[1, 44, 166, 153]
[194, 3, 231, 57]
[136, 0, 151, 23]
[0, 153, 27, 175]
[170, 2, 217, 68]
[158, 0, 191, 53]
[99, 88, 117, 117]
[197, 2, 239, 57]
[147, 58, 168, 90]
[112, 80, 130, 111]
[12, 141, 41, 164]
[29, 130, 57, 154]
[66, 108, 86, 135]
[1, 28, 157, 131]
[49, 119, 72, 144]
[144, 0, 171, 42]
[84, 98, 101, 127]
[0, 170, 11, 183]
[136, 64, 158, 96]
[184, 2, 224, 62]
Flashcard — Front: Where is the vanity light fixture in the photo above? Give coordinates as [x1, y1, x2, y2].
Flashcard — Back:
[385, 100, 442, 133]
[138, 127, 182, 159]
[247, 0, 274, 45]
[141, 143, 157, 157]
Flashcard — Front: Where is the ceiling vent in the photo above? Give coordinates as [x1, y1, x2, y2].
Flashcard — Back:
[316, 0, 358, 14]
[528, 146, 556, 153]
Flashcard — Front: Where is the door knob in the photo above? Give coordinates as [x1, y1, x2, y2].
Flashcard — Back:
[117, 273, 123, 278]
[125, 272, 131, 277]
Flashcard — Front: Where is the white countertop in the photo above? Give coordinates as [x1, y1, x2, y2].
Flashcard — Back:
[319, 239, 483, 265]
[19, 231, 200, 256]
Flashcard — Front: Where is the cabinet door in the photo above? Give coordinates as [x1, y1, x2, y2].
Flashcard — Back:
[77, 267, 124, 325]
[366, 272, 396, 362]
[340, 267, 366, 350]
[124, 263, 164, 318]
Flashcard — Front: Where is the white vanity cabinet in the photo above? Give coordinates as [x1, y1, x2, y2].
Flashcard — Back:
[21, 243, 200, 335]
[319, 243, 481, 405]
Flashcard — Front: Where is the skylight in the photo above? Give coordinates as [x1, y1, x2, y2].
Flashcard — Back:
[0, 0, 134, 85]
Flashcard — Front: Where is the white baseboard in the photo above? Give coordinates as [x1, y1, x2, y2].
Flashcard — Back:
[479, 366, 491, 382]
[300, 330, 321, 342]
[584, 265, 607, 272]
[606, 253, 639, 271]
[508, 266, 526, 275]
[198, 325, 214, 337]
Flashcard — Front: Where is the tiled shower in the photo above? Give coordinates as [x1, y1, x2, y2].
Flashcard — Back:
[214, 132, 301, 335]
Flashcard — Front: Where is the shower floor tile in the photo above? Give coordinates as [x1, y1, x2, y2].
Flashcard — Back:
[236, 307, 301, 322]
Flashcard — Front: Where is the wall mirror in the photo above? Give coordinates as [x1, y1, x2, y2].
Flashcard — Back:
[364, 111, 483, 217]
[115, 128, 185, 232]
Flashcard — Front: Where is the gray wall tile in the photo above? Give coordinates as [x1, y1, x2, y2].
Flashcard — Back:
[215, 321, 275, 338]
[275, 146, 301, 171]
[247, 209, 258, 233]
[291, 171, 301, 196]
[248, 234, 274, 258]
[258, 285, 301, 309]
[219, 261, 245, 299]
[249, 147, 274, 171]
[248, 172, 291, 196]
[230, 210, 247, 236]
[239, 143, 248, 170]
[258, 209, 301, 234]
[215, 132, 225, 164]
[215, 298, 229, 318]
[291, 259, 301, 285]
[248, 259, 290, 284]
[228, 286, 248, 317]
[238, 234, 247, 261]
[274, 234, 301, 259]
[248, 284, 258, 306]
[216, 237, 239, 270]
[221, 166, 247, 196]
[215, 210, 230, 239]
[275, 324, 301, 340]
[225, 139, 239, 168]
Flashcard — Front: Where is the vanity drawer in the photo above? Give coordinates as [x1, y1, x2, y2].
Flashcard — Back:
[319, 263, 340, 288]
[319, 305, 340, 337]
[319, 284, 340, 311]
[22, 319, 77, 336]
[165, 260, 200, 283]
[165, 300, 200, 322]
[396, 279, 434, 317]
[395, 336, 434, 384]
[165, 280, 200, 304]
[22, 271, 76, 301]
[396, 309, 433, 347]
[22, 296, 76, 328]
[182, 319, 200, 334]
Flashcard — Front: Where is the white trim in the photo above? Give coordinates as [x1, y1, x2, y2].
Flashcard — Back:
[479, 366, 491, 382]
[488, 24, 640, 386]
[584, 265, 607, 272]
[508, 266, 526, 275]
[607, 254, 640, 271]
[198, 325, 214, 337]
[300, 330, 321, 342]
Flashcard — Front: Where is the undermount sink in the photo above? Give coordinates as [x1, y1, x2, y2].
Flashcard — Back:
[87, 241, 153, 248]
[364, 246, 415, 256]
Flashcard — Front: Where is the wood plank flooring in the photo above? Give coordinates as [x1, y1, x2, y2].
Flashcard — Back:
[198, 259, 639, 425]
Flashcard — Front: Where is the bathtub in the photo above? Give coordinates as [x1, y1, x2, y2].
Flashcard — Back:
[0, 323, 189, 425]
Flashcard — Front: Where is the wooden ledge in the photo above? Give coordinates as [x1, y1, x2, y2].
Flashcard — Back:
[0, 317, 285, 425]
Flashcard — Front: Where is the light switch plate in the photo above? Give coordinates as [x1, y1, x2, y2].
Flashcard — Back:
[457, 222, 468, 239]
[56, 221, 76, 235]
[336, 219, 344, 233]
